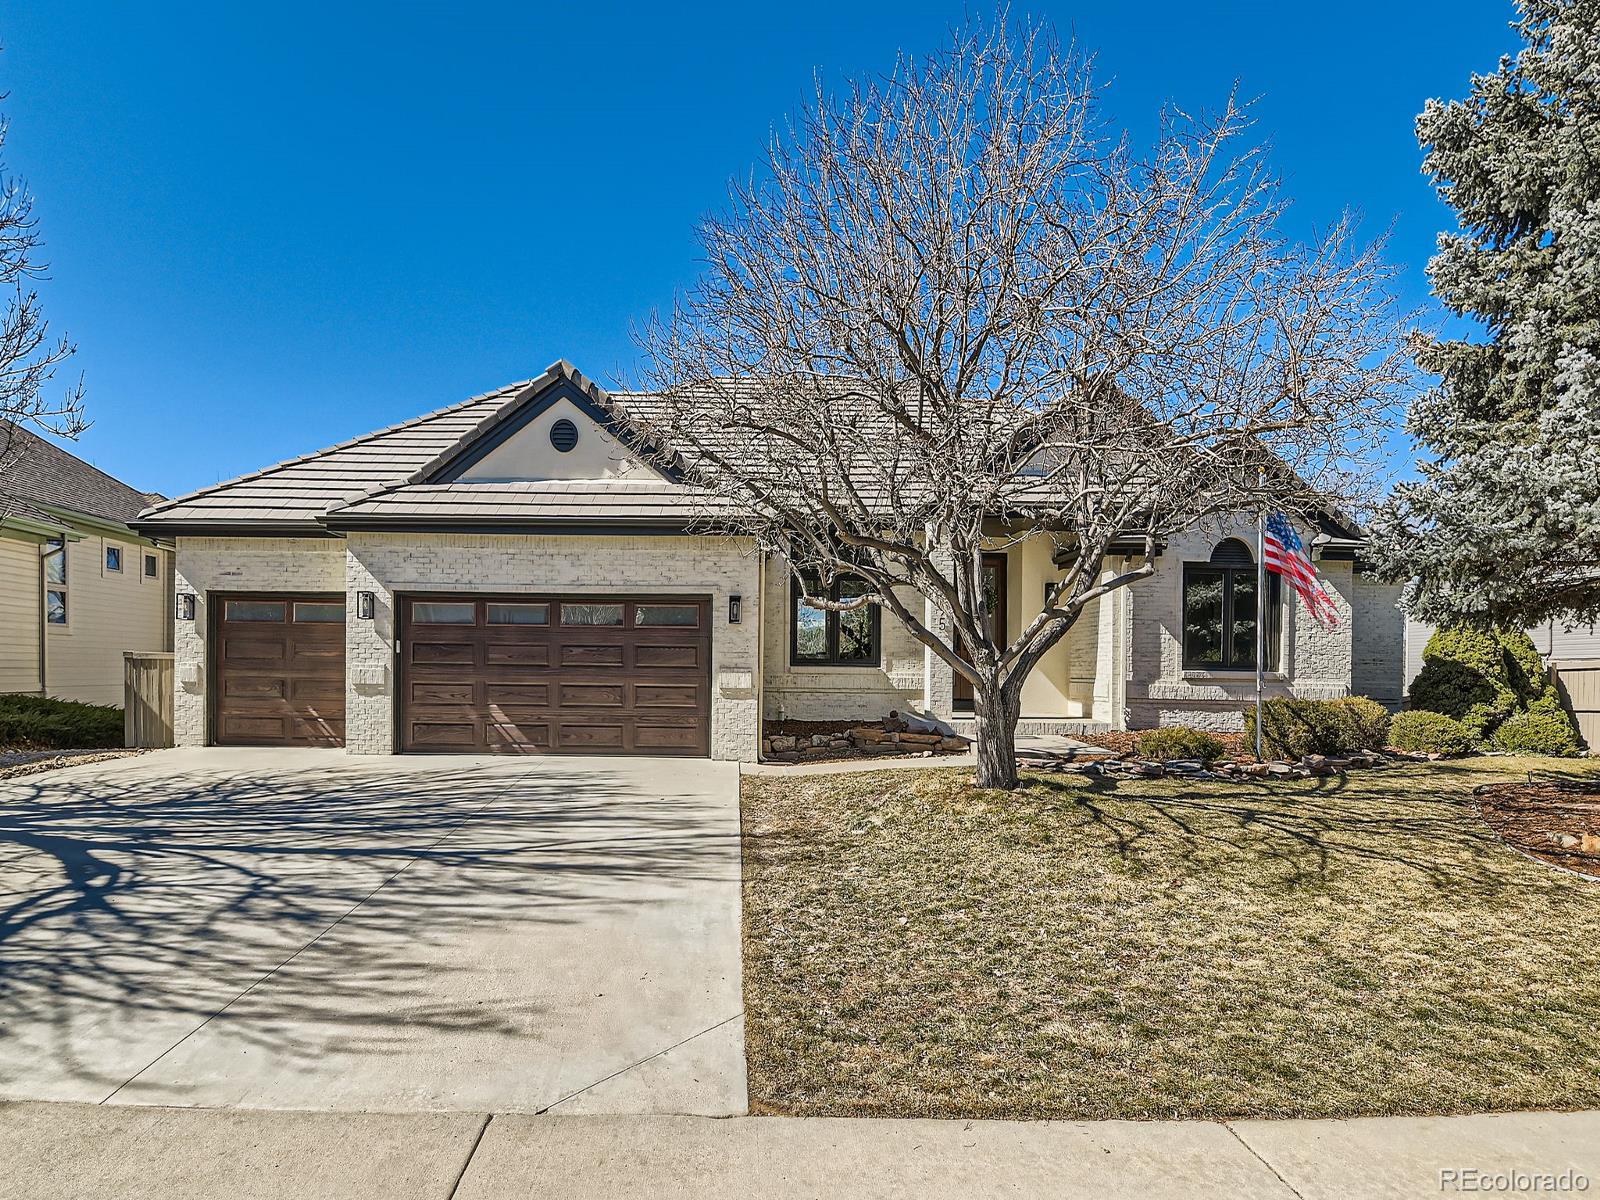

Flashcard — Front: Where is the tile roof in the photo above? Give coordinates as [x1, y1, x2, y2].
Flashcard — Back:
[133, 362, 731, 533]
[135, 378, 539, 530]
[0, 420, 167, 528]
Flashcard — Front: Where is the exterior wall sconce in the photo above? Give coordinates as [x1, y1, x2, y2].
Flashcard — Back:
[357, 591, 376, 620]
[175, 592, 196, 622]
[728, 594, 742, 624]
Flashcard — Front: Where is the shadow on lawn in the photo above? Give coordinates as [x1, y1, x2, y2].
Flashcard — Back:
[1024, 761, 1551, 892]
[0, 758, 732, 1096]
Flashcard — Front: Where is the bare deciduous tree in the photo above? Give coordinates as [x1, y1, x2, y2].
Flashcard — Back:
[0, 100, 85, 501]
[632, 16, 1412, 788]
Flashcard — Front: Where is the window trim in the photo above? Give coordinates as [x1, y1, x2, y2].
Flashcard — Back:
[1180, 555, 1282, 672]
[789, 571, 881, 668]
[105, 543, 124, 573]
[143, 552, 159, 579]
[43, 536, 68, 627]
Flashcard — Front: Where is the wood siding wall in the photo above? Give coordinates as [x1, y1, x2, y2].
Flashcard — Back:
[0, 533, 43, 694]
[45, 530, 173, 707]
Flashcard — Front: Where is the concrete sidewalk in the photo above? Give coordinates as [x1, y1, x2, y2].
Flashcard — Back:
[6, 1101, 1598, 1199]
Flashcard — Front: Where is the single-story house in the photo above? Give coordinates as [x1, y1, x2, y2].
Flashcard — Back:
[131, 361, 1407, 760]
[1, 420, 175, 707]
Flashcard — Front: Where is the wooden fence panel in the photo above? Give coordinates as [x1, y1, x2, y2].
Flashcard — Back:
[1549, 659, 1600, 752]
[123, 651, 175, 748]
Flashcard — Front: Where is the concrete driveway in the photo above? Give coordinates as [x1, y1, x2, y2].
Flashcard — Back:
[0, 747, 745, 1115]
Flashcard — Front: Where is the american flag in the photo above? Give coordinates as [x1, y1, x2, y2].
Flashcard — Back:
[1264, 512, 1340, 629]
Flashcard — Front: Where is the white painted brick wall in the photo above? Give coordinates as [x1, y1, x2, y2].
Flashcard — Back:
[1351, 572, 1406, 707]
[171, 537, 346, 745]
[344, 531, 761, 760]
[1124, 523, 1356, 732]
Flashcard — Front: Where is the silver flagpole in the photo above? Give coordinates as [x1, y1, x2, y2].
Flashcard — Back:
[1255, 470, 1266, 761]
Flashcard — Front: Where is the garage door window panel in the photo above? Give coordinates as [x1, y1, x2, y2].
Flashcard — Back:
[562, 602, 624, 626]
[413, 601, 477, 624]
[636, 604, 699, 627]
[226, 600, 287, 622]
[294, 601, 345, 622]
[488, 602, 548, 625]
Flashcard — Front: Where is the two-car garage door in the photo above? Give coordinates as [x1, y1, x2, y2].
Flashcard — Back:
[398, 594, 711, 755]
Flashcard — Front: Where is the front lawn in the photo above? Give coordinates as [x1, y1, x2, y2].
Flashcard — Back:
[741, 757, 1600, 1120]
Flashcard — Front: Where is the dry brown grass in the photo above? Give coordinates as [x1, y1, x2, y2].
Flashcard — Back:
[741, 756, 1600, 1120]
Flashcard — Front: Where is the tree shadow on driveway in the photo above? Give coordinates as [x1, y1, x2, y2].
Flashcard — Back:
[0, 756, 739, 1105]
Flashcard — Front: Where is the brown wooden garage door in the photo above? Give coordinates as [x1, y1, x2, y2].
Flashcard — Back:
[212, 594, 346, 747]
[399, 594, 711, 755]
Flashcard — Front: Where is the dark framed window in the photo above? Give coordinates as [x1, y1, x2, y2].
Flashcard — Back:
[791, 571, 880, 666]
[43, 537, 67, 624]
[1182, 539, 1280, 670]
[105, 545, 123, 572]
[144, 552, 158, 578]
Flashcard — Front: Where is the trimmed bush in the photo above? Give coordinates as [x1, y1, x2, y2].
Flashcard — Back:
[1136, 727, 1226, 763]
[1244, 696, 1390, 759]
[0, 694, 123, 749]
[1389, 709, 1474, 756]
[1408, 625, 1516, 739]
[1493, 710, 1581, 756]
[1406, 622, 1581, 749]
[1333, 696, 1392, 751]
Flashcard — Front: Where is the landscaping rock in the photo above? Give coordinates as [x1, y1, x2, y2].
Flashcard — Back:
[770, 735, 797, 753]
[1582, 833, 1600, 856]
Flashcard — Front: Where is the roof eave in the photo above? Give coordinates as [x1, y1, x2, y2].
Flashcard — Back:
[127, 519, 343, 540]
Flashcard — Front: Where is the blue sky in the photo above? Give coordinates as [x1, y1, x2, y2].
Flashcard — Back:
[3, 1, 1519, 498]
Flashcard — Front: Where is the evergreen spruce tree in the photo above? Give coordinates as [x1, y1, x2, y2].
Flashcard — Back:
[1369, 0, 1600, 624]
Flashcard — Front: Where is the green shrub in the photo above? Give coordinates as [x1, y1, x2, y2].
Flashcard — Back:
[1493, 709, 1581, 756]
[1332, 696, 1392, 751]
[1408, 624, 1515, 739]
[1136, 727, 1226, 762]
[1388, 709, 1474, 756]
[0, 693, 123, 749]
[1406, 622, 1581, 749]
[1244, 697, 1385, 759]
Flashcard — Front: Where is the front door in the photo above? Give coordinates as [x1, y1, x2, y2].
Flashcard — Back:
[953, 554, 1007, 709]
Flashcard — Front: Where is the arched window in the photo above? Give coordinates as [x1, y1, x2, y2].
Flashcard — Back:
[1182, 539, 1281, 670]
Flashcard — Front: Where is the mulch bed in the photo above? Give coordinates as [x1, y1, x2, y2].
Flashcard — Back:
[1476, 780, 1600, 876]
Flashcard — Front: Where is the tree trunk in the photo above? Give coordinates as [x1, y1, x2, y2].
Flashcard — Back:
[972, 685, 1021, 789]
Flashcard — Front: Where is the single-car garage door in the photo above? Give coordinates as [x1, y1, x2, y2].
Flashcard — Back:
[212, 593, 346, 746]
[399, 594, 711, 755]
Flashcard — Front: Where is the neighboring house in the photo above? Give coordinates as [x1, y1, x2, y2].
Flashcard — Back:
[1, 421, 175, 707]
[132, 361, 1407, 760]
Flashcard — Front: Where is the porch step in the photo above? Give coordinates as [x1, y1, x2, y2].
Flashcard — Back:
[949, 717, 1112, 738]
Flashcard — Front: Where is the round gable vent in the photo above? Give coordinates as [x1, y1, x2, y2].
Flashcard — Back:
[549, 418, 580, 453]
